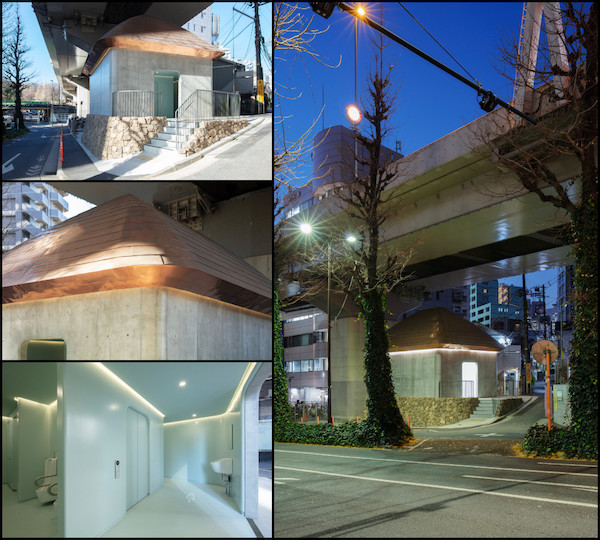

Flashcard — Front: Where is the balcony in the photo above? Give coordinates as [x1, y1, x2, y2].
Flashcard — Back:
[48, 191, 68, 212]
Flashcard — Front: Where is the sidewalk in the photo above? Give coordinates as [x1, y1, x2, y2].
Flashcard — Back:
[432, 395, 542, 430]
[57, 115, 268, 180]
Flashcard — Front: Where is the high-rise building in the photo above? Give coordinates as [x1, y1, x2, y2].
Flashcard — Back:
[470, 280, 524, 332]
[2, 182, 68, 251]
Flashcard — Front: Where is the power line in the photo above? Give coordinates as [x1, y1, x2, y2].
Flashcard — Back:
[398, 2, 480, 87]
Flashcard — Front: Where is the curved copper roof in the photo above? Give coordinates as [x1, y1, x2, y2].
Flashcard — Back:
[389, 307, 502, 352]
[83, 15, 224, 76]
[2, 194, 271, 315]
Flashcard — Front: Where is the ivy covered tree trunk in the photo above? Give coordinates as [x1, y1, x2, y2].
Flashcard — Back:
[568, 196, 598, 456]
[361, 287, 411, 445]
[274, 289, 293, 440]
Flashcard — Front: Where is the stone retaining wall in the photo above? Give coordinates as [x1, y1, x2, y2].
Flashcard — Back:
[495, 397, 523, 417]
[181, 119, 248, 156]
[362, 396, 524, 427]
[82, 114, 167, 159]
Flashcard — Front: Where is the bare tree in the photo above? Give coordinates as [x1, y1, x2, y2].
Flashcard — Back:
[284, 34, 414, 445]
[3, 4, 38, 130]
[274, 2, 341, 188]
[478, 2, 597, 452]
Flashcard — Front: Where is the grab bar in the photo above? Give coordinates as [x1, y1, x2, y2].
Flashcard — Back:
[35, 473, 57, 488]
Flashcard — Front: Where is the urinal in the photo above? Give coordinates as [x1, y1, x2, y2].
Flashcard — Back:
[35, 457, 58, 504]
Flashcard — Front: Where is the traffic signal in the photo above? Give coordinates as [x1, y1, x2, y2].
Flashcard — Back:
[309, 2, 338, 18]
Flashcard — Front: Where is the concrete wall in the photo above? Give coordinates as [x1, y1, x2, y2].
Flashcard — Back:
[90, 48, 212, 116]
[330, 317, 367, 422]
[391, 350, 442, 397]
[160, 288, 271, 360]
[81, 114, 167, 159]
[390, 349, 497, 398]
[2, 286, 271, 360]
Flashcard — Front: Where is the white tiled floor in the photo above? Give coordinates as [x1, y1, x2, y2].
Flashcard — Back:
[2, 476, 271, 538]
[102, 478, 257, 538]
[1, 484, 58, 538]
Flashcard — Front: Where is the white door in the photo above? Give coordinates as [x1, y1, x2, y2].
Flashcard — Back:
[462, 362, 478, 398]
[126, 408, 149, 510]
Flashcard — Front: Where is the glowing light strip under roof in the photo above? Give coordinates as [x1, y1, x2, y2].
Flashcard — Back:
[95, 363, 165, 418]
[390, 348, 498, 355]
[164, 362, 258, 425]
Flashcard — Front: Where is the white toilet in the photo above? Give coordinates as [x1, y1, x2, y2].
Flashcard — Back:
[35, 457, 57, 504]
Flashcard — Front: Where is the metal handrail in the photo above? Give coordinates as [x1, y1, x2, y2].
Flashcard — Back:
[174, 89, 242, 151]
[48, 482, 58, 496]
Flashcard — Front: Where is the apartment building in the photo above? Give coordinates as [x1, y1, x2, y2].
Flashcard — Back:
[2, 182, 68, 251]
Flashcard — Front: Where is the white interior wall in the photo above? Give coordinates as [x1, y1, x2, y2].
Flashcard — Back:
[58, 363, 164, 538]
[15, 398, 53, 502]
[2, 417, 11, 484]
[164, 363, 268, 518]
[163, 411, 240, 487]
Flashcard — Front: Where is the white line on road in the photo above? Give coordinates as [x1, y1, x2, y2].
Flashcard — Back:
[407, 438, 430, 451]
[538, 462, 598, 468]
[2, 153, 21, 174]
[276, 449, 598, 477]
[276, 465, 598, 509]
[462, 474, 598, 490]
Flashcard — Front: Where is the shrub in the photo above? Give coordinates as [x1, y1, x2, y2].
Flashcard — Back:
[277, 418, 395, 448]
[520, 424, 598, 459]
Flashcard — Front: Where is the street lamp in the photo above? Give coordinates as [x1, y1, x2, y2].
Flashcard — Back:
[299, 223, 359, 424]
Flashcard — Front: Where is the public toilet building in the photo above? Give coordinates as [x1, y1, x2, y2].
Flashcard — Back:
[83, 15, 224, 118]
[388, 307, 503, 398]
[2, 195, 272, 360]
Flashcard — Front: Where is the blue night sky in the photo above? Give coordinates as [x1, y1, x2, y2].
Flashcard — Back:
[275, 2, 563, 302]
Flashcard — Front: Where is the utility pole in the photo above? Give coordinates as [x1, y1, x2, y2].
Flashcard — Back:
[253, 2, 264, 114]
[521, 275, 530, 394]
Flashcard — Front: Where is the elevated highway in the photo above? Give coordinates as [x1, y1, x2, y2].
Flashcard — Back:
[286, 100, 581, 422]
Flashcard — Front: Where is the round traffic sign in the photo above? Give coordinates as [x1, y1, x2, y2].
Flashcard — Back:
[531, 339, 558, 363]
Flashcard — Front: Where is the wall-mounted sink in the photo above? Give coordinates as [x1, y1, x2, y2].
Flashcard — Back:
[210, 458, 232, 475]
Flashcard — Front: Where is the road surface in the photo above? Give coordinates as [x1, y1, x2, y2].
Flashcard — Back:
[275, 443, 598, 537]
[2, 122, 60, 179]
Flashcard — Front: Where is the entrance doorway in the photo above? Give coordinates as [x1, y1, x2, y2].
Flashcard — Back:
[20, 339, 66, 360]
[153, 71, 179, 117]
[462, 362, 478, 398]
[126, 408, 149, 509]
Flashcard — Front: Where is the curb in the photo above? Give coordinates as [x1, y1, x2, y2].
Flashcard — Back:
[40, 135, 60, 179]
[129, 116, 267, 179]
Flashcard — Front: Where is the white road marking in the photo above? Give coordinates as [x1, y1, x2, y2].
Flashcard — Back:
[276, 465, 598, 508]
[538, 462, 598, 468]
[406, 438, 430, 451]
[462, 474, 598, 490]
[475, 433, 502, 438]
[2, 153, 21, 174]
[275, 449, 598, 477]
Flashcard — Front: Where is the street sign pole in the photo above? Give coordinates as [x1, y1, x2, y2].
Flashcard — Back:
[546, 346, 551, 431]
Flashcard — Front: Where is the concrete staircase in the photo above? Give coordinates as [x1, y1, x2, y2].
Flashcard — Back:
[144, 119, 198, 155]
[469, 398, 497, 419]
